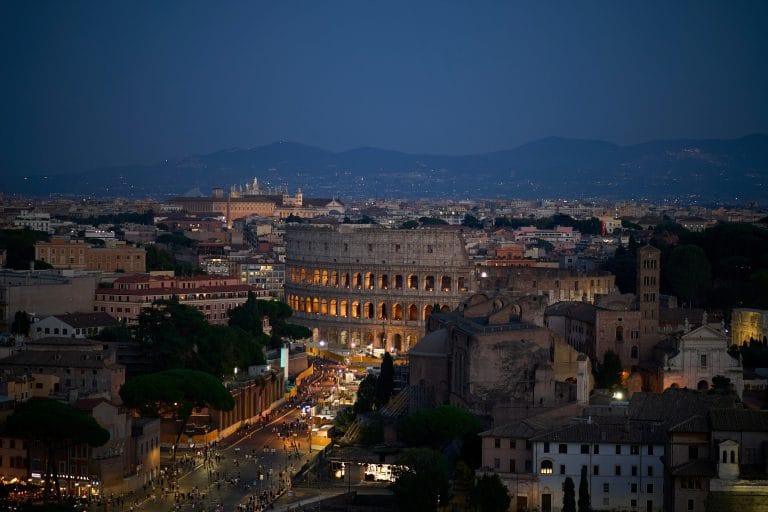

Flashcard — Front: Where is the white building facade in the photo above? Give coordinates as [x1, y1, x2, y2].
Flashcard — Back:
[531, 421, 666, 512]
[663, 325, 744, 397]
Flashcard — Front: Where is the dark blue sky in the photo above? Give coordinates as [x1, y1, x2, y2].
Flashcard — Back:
[2, 1, 767, 172]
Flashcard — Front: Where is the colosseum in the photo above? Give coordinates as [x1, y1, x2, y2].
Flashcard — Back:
[284, 224, 476, 353]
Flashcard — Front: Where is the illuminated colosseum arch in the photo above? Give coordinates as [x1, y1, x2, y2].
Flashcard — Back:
[299, 268, 307, 283]
[365, 272, 375, 289]
[392, 303, 403, 321]
[353, 273, 363, 288]
[458, 276, 467, 291]
[340, 300, 348, 317]
[321, 270, 329, 286]
[379, 274, 389, 289]
[313, 270, 321, 285]
[329, 299, 337, 316]
[304, 297, 312, 313]
[441, 276, 452, 292]
[441, 305, 450, 312]
[341, 272, 350, 287]
[330, 271, 338, 287]
[312, 298, 320, 314]
[378, 302, 388, 320]
[364, 332, 374, 344]
[423, 304, 433, 320]
[424, 275, 435, 292]
[407, 304, 418, 321]
[394, 274, 404, 290]
[408, 274, 418, 290]
[320, 299, 328, 315]
[364, 302, 374, 319]
[351, 301, 360, 318]
[393, 333, 403, 352]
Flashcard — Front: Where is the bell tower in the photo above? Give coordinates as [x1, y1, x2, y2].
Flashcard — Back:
[637, 244, 660, 360]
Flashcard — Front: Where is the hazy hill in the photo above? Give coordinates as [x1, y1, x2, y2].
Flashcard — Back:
[2, 135, 766, 201]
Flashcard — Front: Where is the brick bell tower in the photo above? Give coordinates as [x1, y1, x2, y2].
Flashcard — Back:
[637, 244, 661, 361]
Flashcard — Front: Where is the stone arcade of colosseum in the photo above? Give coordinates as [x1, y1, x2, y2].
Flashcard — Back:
[284, 224, 476, 353]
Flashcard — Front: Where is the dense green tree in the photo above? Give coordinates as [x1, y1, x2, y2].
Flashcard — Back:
[6, 398, 110, 501]
[392, 448, 449, 512]
[578, 466, 591, 512]
[562, 476, 576, 512]
[354, 373, 378, 414]
[418, 216, 448, 225]
[138, 297, 265, 374]
[461, 214, 483, 229]
[156, 232, 195, 248]
[601, 242, 639, 294]
[332, 407, 356, 434]
[470, 473, 511, 512]
[228, 292, 310, 349]
[10, 311, 31, 336]
[666, 244, 712, 307]
[593, 350, 623, 389]
[376, 352, 395, 408]
[711, 375, 734, 395]
[120, 369, 234, 458]
[285, 214, 305, 223]
[0, 229, 50, 270]
[399, 405, 482, 450]
[400, 219, 419, 229]
[145, 245, 200, 275]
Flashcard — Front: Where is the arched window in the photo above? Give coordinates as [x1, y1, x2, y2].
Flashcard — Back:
[378, 302, 388, 320]
[441, 276, 451, 291]
[330, 271, 338, 287]
[722, 451, 727, 463]
[631, 346, 638, 359]
[321, 270, 329, 286]
[351, 301, 360, 318]
[379, 274, 389, 289]
[408, 274, 418, 290]
[312, 298, 319, 314]
[320, 299, 328, 315]
[365, 272, 375, 289]
[364, 302, 374, 319]
[392, 304, 403, 321]
[341, 273, 350, 287]
[540, 460, 553, 474]
[423, 304, 433, 321]
[339, 300, 348, 318]
[330, 299, 337, 316]
[408, 304, 418, 321]
[730, 451, 735, 463]
[424, 275, 435, 292]
[616, 326, 624, 342]
[353, 273, 362, 288]
[395, 275, 404, 290]
[313, 270, 321, 285]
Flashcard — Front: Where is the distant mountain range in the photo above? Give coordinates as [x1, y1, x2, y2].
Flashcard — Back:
[3, 135, 767, 202]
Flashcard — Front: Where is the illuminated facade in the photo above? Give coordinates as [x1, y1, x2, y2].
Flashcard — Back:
[284, 224, 475, 353]
[730, 308, 768, 345]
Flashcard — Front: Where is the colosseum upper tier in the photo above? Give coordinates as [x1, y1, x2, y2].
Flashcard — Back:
[284, 224, 476, 353]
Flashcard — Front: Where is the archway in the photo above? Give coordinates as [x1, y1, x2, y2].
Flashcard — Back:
[393, 333, 403, 352]
[697, 380, 709, 391]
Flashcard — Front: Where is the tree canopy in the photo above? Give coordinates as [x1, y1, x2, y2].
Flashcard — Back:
[593, 350, 623, 389]
[120, 368, 234, 453]
[0, 229, 50, 270]
[137, 296, 266, 374]
[470, 473, 511, 512]
[392, 448, 449, 512]
[6, 398, 110, 501]
[398, 405, 482, 450]
[228, 292, 311, 349]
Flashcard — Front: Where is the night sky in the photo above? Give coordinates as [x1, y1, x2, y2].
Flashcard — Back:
[2, 1, 767, 173]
